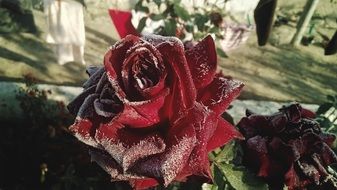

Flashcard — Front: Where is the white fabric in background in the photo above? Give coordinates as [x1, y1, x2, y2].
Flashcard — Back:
[44, 0, 85, 65]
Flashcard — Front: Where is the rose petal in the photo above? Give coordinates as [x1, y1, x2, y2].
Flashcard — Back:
[104, 35, 141, 100]
[132, 114, 197, 186]
[67, 85, 96, 115]
[198, 76, 244, 116]
[177, 104, 218, 178]
[246, 136, 271, 177]
[108, 9, 139, 38]
[301, 107, 316, 119]
[269, 137, 295, 166]
[83, 67, 105, 89]
[117, 88, 169, 128]
[319, 133, 336, 147]
[95, 122, 166, 171]
[69, 118, 99, 147]
[207, 118, 243, 152]
[284, 164, 304, 189]
[121, 41, 165, 99]
[297, 161, 320, 185]
[86, 66, 101, 76]
[130, 178, 159, 190]
[185, 35, 217, 89]
[319, 142, 337, 166]
[238, 115, 270, 139]
[89, 148, 143, 181]
[156, 38, 197, 123]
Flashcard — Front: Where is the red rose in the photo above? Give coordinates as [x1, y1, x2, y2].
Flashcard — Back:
[68, 34, 244, 189]
[237, 103, 337, 190]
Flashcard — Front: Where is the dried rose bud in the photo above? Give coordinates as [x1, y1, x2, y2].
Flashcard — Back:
[237, 103, 337, 190]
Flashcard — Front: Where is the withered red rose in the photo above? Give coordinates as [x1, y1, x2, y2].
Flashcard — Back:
[68, 34, 244, 189]
[237, 103, 337, 190]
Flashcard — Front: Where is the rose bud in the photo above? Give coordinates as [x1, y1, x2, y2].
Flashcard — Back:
[67, 34, 244, 189]
[237, 103, 337, 190]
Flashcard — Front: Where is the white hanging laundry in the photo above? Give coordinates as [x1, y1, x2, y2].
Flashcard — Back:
[44, 0, 86, 65]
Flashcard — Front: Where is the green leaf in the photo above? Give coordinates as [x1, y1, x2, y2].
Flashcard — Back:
[216, 163, 268, 190]
[137, 17, 147, 33]
[213, 164, 227, 189]
[173, 4, 190, 21]
[214, 142, 235, 163]
[194, 13, 209, 31]
[185, 23, 194, 33]
[216, 48, 229, 58]
[153, 0, 162, 7]
[135, 0, 150, 13]
[316, 103, 333, 115]
[163, 19, 177, 36]
[150, 13, 165, 21]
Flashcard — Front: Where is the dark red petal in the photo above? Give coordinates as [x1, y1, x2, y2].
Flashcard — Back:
[207, 118, 243, 152]
[246, 136, 271, 177]
[301, 107, 316, 119]
[117, 88, 169, 128]
[198, 76, 244, 116]
[104, 35, 141, 99]
[185, 35, 217, 89]
[319, 133, 336, 147]
[69, 118, 99, 147]
[319, 143, 337, 166]
[284, 164, 303, 190]
[94, 122, 166, 171]
[121, 41, 165, 99]
[132, 115, 197, 186]
[89, 148, 143, 180]
[156, 38, 197, 123]
[269, 137, 294, 166]
[237, 115, 268, 139]
[297, 161, 320, 185]
[108, 9, 139, 38]
[130, 178, 159, 190]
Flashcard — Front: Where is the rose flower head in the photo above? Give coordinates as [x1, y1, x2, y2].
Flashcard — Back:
[67, 34, 244, 189]
[237, 103, 337, 190]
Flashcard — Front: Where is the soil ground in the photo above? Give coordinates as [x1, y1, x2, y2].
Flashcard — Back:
[0, 0, 336, 104]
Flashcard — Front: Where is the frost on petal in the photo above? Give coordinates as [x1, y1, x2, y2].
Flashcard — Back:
[83, 67, 105, 89]
[117, 88, 170, 128]
[69, 118, 99, 148]
[89, 148, 143, 181]
[156, 39, 197, 123]
[132, 117, 197, 186]
[67, 85, 96, 116]
[104, 35, 141, 99]
[121, 41, 166, 101]
[198, 76, 244, 116]
[237, 115, 268, 139]
[174, 103, 217, 178]
[207, 118, 243, 152]
[95, 123, 166, 172]
[185, 35, 217, 89]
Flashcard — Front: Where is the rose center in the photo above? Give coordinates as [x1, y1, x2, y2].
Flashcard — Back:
[131, 53, 162, 89]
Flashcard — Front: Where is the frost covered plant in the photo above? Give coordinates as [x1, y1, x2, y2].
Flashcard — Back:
[67, 34, 244, 189]
[237, 103, 337, 190]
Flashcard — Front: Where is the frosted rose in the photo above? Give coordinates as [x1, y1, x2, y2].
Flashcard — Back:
[68, 34, 243, 189]
[237, 103, 337, 190]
